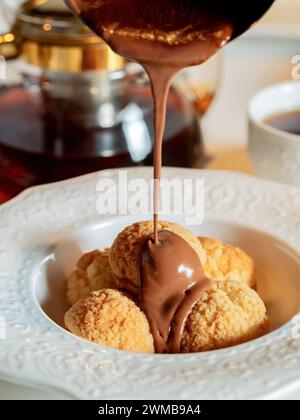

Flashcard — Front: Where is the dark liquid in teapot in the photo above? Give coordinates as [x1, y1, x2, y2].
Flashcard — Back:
[0, 83, 201, 199]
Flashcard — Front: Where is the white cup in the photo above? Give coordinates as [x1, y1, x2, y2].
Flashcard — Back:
[248, 81, 300, 187]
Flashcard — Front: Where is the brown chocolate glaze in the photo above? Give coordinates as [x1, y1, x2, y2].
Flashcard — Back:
[139, 230, 211, 353]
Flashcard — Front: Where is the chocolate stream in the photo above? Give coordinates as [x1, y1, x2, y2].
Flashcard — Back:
[144, 66, 177, 243]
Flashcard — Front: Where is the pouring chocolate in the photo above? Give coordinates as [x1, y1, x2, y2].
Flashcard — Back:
[65, 0, 274, 353]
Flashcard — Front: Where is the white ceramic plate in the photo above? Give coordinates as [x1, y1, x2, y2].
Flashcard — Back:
[1, 167, 300, 400]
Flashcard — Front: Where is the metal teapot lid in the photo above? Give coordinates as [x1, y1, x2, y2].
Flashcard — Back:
[1, 0, 126, 72]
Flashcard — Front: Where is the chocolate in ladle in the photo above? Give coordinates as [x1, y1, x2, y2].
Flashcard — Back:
[65, 0, 274, 352]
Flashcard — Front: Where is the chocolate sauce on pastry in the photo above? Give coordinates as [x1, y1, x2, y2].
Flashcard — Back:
[139, 230, 211, 353]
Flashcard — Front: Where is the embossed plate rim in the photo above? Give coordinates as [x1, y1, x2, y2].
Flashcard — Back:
[1, 167, 300, 400]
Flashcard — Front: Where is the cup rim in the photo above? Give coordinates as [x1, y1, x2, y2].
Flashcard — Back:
[248, 80, 300, 142]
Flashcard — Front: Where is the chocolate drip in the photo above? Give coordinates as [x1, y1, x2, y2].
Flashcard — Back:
[139, 230, 211, 353]
[145, 66, 177, 243]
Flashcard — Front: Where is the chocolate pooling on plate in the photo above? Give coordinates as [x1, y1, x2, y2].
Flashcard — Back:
[139, 230, 211, 353]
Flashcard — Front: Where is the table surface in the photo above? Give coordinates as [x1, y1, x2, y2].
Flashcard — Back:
[1, 2, 300, 399]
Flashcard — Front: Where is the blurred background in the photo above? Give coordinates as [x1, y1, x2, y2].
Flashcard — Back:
[0, 0, 300, 400]
[202, 0, 300, 166]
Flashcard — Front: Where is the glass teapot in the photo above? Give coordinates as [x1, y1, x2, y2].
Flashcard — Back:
[0, 0, 220, 201]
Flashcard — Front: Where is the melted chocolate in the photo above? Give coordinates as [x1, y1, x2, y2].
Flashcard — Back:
[139, 231, 211, 353]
